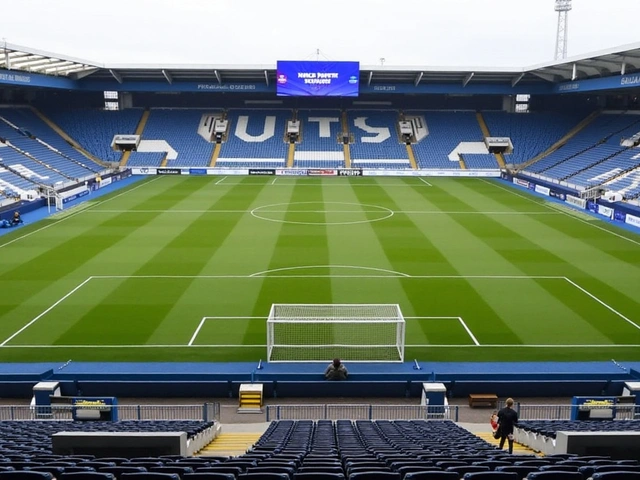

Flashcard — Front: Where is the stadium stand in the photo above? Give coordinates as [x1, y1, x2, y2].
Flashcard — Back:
[347, 110, 410, 169]
[43, 109, 143, 163]
[127, 152, 166, 167]
[294, 110, 344, 168]
[0, 108, 103, 175]
[603, 168, 640, 199]
[216, 109, 291, 168]
[141, 109, 216, 168]
[482, 112, 583, 166]
[408, 111, 483, 169]
[525, 113, 640, 181]
[0, 166, 40, 195]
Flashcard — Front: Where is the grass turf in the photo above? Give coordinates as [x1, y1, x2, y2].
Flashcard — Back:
[0, 175, 639, 362]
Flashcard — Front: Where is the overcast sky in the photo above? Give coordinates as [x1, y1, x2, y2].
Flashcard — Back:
[1, 0, 639, 67]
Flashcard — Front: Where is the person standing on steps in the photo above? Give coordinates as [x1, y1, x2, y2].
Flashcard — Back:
[497, 397, 518, 454]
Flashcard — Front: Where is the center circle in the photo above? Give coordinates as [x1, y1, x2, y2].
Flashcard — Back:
[250, 201, 394, 225]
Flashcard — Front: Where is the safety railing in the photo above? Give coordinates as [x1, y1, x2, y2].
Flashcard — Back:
[0, 403, 220, 422]
[265, 404, 458, 421]
[512, 404, 639, 421]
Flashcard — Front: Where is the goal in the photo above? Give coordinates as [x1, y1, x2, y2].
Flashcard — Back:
[266, 304, 405, 363]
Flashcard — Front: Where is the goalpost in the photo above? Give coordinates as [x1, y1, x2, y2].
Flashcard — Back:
[266, 304, 405, 363]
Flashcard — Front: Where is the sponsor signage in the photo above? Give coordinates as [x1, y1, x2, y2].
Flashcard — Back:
[534, 185, 550, 196]
[307, 169, 337, 176]
[338, 169, 363, 176]
[189, 168, 207, 175]
[62, 188, 89, 204]
[248, 168, 276, 176]
[597, 205, 614, 218]
[276, 169, 308, 176]
[550, 191, 566, 201]
[566, 195, 586, 209]
[513, 178, 530, 188]
[626, 213, 640, 229]
[131, 167, 157, 175]
[156, 168, 181, 175]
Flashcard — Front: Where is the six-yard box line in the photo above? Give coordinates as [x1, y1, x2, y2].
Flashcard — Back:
[2, 274, 639, 349]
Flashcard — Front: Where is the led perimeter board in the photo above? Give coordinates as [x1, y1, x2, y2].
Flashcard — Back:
[276, 60, 360, 97]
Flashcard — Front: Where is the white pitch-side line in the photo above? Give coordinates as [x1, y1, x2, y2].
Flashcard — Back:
[87, 209, 561, 215]
[0, 277, 94, 346]
[418, 177, 433, 186]
[458, 317, 481, 346]
[271, 177, 277, 185]
[187, 317, 207, 346]
[215, 176, 227, 185]
[563, 277, 640, 331]
[4, 344, 639, 348]
[89, 274, 566, 279]
[480, 178, 640, 247]
[0, 177, 161, 250]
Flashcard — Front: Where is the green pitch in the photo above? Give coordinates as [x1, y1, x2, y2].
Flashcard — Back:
[0, 175, 639, 362]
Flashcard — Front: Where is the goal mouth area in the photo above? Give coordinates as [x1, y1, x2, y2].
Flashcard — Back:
[267, 303, 406, 363]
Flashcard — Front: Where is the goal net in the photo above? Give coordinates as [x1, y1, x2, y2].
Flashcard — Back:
[267, 304, 405, 363]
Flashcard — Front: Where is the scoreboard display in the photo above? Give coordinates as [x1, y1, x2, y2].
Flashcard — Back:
[276, 60, 360, 97]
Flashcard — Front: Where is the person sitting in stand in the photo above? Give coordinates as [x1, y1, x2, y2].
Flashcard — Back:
[325, 358, 348, 380]
[12, 211, 23, 225]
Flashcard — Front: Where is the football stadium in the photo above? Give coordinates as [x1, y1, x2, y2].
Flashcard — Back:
[1, 0, 640, 468]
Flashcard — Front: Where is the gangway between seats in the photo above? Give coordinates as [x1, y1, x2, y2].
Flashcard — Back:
[121, 109, 151, 167]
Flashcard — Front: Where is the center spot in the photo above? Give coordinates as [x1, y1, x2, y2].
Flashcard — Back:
[250, 201, 394, 225]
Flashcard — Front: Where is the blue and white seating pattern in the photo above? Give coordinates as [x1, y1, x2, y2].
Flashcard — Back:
[44, 109, 143, 163]
[294, 110, 344, 169]
[408, 112, 482, 169]
[347, 110, 409, 169]
[604, 168, 640, 198]
[216, 109, 290, 168]
[142, 110, 216, 168]
[0, 109, 103, 174]
[0, 168, 39, 196]
[527, 114, 640, 178]
[463, 155, 500, 170]
[482, 112, 583, 166]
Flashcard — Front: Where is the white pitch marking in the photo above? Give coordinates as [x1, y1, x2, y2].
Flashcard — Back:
[87, 209, 560, 215]
[188, 317, 207, 346]
[458, 317, 480, 346]
[0, 277, 94, 346]
[249, 265, 411, 278]
[563, 277, 640, 331]
[0, 177, 161, 250]
[418, 177, 433, 186]
[89, 273, 565, 280]
[480, 178, 640, 247]
[271, 177, 277, 185]
[215, 176, 227, 185]
[4, 344, 639, 348]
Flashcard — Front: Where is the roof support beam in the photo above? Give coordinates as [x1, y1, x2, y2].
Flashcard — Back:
[462, 72, 475, 87]
[162, 69, 173, 84]
[109, 69, 123, 84]
[367, 71, 373, 86]
[72, 68, 99, 80]
[572, 63, 577, 81]
[214, 70, 221, 84]
[264, 70, 269, 86]
[414, 71, 423, 87]
[511, 73, 525, 87]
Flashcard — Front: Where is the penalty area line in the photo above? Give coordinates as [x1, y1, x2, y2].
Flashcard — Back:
[3, 343, 640, 348]
[0, 277, 94, 346]
[563, 277, 640, 331]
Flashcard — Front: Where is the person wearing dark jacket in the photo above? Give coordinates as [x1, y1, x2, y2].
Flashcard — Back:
[325, 358, 348, 380]
[497, 397, 518, 453]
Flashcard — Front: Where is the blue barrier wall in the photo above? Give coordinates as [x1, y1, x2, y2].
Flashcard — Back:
[1, 361, 638, 399]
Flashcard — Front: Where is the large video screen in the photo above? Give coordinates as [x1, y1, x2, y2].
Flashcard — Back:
[276, 61, 360, 97]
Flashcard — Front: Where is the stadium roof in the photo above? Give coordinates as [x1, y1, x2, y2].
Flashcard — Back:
[2, 40, 640, 86]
